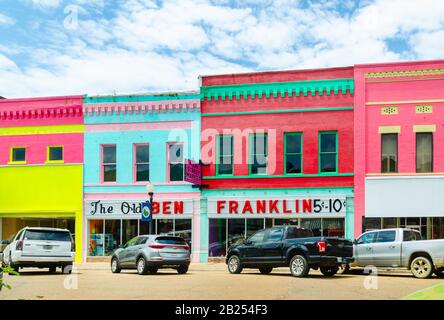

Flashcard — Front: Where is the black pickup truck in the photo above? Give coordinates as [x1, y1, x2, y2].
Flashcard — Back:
[226, 226, 354, 277]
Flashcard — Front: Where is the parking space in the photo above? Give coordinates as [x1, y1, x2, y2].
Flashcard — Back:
[1, 262, 443, 300]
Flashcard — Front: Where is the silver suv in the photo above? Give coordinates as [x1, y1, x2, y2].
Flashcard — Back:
[110, 235, 190, 275]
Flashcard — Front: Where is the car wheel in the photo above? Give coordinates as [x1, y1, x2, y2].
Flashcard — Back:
[177, 265, 188, 274]
[148, 267, 158, 274]
[259, 267, 273, 275]
[62, 264, 73, 274]
[434, 268, 444, 278]
[289, 255, 309, 277]
[49, 266, 57, 273]
[8, 254, 19, 274]
[111, 258, 121, 273]
[227, 255, 243, 274]
[137, 257, 148, 275]
[338, 264, 350, 274]
[320, 266, 339, 277]
[410, 256, 433, 279]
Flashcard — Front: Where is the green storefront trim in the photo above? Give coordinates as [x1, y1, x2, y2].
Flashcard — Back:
[200, 78, 354, 101]
[202, 106, 354, 117]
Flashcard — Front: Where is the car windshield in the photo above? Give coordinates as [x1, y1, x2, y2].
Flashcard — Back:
[24, 230, 72, 242]
[155, 236, 186, 245]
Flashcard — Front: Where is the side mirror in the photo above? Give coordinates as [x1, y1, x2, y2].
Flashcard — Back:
[1, 240, 10, 245]
[244, 240, 252, 245]
[353, 239, 358, 245]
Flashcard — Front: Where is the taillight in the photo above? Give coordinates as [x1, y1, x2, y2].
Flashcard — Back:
[317, 241, 326, 253]
[71, 242, 75, 252]
[149, 243, 189, 250]
[149, 244, 167, 249]
[16, 240, 24, 251]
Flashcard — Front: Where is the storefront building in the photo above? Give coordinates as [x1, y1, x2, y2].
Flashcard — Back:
[354, 60, 444, 239]
[0, 96, 84, 262]
[82, 93, 202, 262]
[199, 67, 355, 262]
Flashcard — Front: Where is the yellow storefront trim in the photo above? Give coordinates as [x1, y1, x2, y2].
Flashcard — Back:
[0, 124, 84, 136]
[378, 126, 401, 134]
[413, 125, 436, 133]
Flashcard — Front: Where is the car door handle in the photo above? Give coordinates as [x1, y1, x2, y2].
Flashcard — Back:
[366, 247, 372, 251]
[389, 246, 396, 249]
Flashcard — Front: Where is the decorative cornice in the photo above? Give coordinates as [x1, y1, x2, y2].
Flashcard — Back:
[82, 99, 200, 116]
[0, 106, 83, 121]
[365, 68, 444, 79]
[200, 78, 354, 101]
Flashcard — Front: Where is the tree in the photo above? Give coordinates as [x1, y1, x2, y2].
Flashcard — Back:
[0, 266, 19, 291]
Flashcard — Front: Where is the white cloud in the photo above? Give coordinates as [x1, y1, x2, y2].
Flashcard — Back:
[0, 13, 15, 25]
[29, 0, 62, 8]
[1, 0, 444, 97]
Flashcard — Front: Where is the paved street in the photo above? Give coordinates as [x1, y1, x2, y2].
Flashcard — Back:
[1, 262, 443, 300]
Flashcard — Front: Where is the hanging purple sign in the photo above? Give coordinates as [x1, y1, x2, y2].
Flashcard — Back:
[185, 159, 201, 185]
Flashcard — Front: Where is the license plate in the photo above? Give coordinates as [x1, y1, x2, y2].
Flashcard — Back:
[43, 245, 53, 250]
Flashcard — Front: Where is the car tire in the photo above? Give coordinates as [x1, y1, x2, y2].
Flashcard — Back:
[320, 266, 339, 277]
[137, 257, 148, 275]
[49, 266, 57, 273]
[177, 265, 188, 274]
[289, 255, 309, 278]
[148, 267, 158, 274]
[259, 267, 273, 275]
[62, 264, 73, 274]
[111, 258, 121, 273]
[433, 268, 444, 278]
[8, 254, 19, 274]
[338, 264, 350, 274]
[410, 256, 433, 279]
[227, 255, 243, 274]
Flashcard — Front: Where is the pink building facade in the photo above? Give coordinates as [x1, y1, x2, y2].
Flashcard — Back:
[354, 60, 444, 239]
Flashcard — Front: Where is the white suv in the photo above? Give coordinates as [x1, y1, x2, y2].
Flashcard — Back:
[1, 227, 75, 274]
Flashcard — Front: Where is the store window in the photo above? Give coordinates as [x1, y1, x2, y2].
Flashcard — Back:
[319, 132, 337, 173]
[217, 135, 233, 176]
[209, 219, 226, 257]
[246, 219, 264, 237]
[284, 133, 302, 174]
[301, 219, 322, 236]
[250, 133, 268, 175]
[139, 220, 155, 235]
[168, 143, 184, 181]
[381, 134, 397, 173]
[416, 133, 433, 173]
[122, 220, 138, 245]
[10, 147, 26, 163]
[363, 218, 382, 232]
[323, 218, 344, 237]
[47, 146, 63, 162]
[105, 220, 120, 256]
[157, 219, 174, 235]
[102, 145, 117, 182]
[228, 219, 245, 248]
[89, 220, 104, 256]
[432, 217, 444, 239]
[175, 219, 192, 245]
[134, 144, 149, 182]
[382, 218, 397, 229]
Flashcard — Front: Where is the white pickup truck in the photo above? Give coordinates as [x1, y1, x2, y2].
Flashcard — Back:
[350, 228, 444, 278]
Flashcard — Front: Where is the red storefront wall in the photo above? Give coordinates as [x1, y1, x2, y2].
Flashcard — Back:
[200, 67, 355, 189]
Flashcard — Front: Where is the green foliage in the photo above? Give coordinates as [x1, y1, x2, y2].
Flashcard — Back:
[0, 266, 19, 291]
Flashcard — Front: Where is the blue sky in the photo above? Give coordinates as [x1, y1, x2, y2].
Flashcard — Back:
[0, 0, 443, 97]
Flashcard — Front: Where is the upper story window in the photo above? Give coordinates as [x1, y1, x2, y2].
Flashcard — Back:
[134, 144, 149, 182]
[102, 145, 117, 182]
[217, 135, 233, 176]
[284, 133, 302, 174]
[416, 133, 433, 173]
[381, 134, 398, 173]
[250, 133, 268, 175]
[47, 146, 64, 163]
[10, 147, 26, 164]
[319, 132, 337, 173]
[168, 143, 184, 181]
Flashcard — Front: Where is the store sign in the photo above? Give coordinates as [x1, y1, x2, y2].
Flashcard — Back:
[207, 197, 347, 218]
[185, 159, 201, 185]
[86, 200, 194, 218]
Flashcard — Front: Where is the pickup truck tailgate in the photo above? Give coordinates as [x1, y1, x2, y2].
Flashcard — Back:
[325, 238, 353, 257]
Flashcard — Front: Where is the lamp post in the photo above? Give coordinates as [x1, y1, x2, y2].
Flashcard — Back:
[146, 182, 154, 207]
